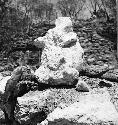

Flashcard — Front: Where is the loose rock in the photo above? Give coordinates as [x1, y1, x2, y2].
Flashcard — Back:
[75, 80, 90, 92]
[40, 88, 118, 125]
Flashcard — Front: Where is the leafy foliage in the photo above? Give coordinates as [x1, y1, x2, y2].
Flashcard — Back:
[57, 0, 85, 20]
[0, 0, 55, 55]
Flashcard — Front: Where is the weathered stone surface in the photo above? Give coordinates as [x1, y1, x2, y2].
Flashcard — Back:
[15, 90, 52, 124]
[34, 17, 84, 85]
[0, 76, 11, 94]
[15, 87, 89, 124]
[15, 87, 118, 125]
[40, 88, 118, 125]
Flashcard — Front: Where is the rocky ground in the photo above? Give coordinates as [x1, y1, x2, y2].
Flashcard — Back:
[0, 21, 118, 124]
[77, 25, 118, 113]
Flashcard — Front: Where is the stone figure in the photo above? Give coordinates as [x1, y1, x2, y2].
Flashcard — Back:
[34, 17, 84, 85]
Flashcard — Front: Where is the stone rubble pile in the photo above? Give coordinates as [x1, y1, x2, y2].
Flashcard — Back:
[76, 23, 116, 66]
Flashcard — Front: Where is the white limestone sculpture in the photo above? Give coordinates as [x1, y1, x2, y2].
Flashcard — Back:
[34, 17, 84, 85]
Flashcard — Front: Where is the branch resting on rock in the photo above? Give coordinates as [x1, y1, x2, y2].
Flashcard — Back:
[1, 65, 39, 124]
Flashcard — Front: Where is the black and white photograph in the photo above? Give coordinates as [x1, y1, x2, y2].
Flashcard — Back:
[0, 0, 117, 124]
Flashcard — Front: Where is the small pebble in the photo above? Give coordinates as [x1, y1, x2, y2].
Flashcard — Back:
[75, 80, 90, 92]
